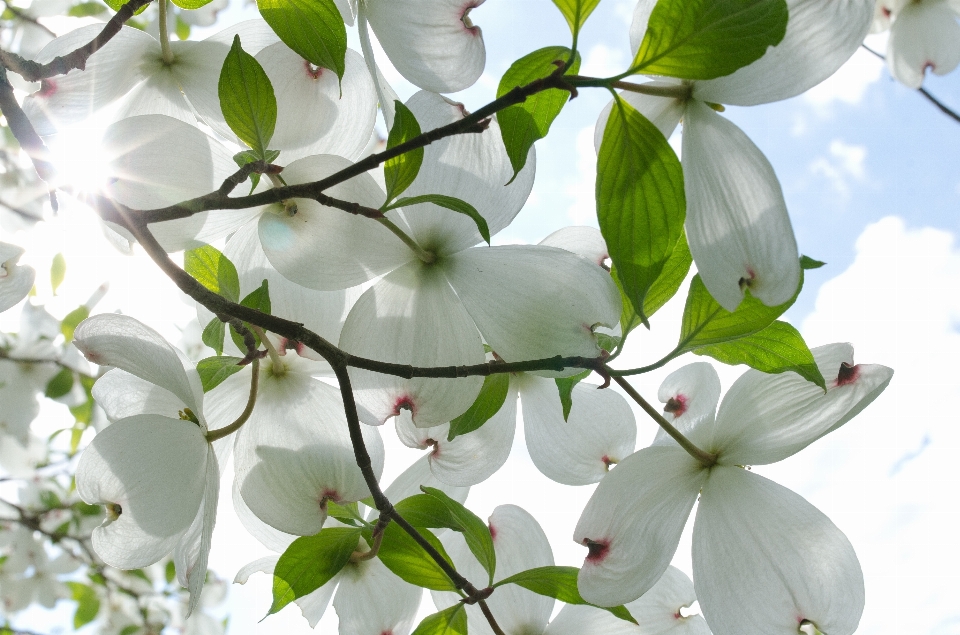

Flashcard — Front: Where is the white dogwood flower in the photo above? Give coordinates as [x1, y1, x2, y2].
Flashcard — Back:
[0, 242, 35, 314]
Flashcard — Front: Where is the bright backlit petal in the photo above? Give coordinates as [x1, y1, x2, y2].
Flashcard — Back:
[538, 226, 609, 268]
[339, 260, 485, 427]
[887, 0, 960, 88]
[380, 452, 470, 508]
[364, 0, 485, 93]
[712, 343, 893, 465]
[0, 243, 35, 314]
[520, 375, 637, 485]
[92, 369, 187, 422]
[446, 245, 620, 367]
[575, 446, 707, 607]
[682, 100, 800, 311]
[232, 477, 296, 553]
[694, 0, 875, 106]
[175, 446, 220, 616]
[654, 362, 720, 447]
[333, 556, 421, 635]
[76, 415, 207, 569]
[694, 467, 864, 635]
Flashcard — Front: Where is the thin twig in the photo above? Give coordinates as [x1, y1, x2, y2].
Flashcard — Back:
[612, 375, 717, 467]
[1, 0, 56, 37]
[205, 358, 259, 442]
[0, 65, 56, 202]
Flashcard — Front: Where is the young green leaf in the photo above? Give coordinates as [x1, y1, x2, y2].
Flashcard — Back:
[44, 367, 74, 399]
[493, 566, 637, 623]
[677, 269, 803, 352]
[326, 501, 363, 526]
[421, 486, 496, 585]
[103, 0, 148, 14]
[377, 523, 457, 591]
[555, 369, 591, 421]
[550, 0, 601, 37]
[270, 527, 361, 615]
[800, 255, 827, 270]
[184, 245, 241, 302]
[219, 35, 277, 159]
[388, 194, 491, 245]
[67, 2, 107, 17]
[172, 0, 214, 9]
[694, 320, 826, 388]
[50, 252, 65, 295]
[66, 582, 100, 630]
[447, 373, 510, 441]
[257, 0, 347, 81]
[383, 101, 424, 204]
[641, 230, 692, 319]
[410, 604, 468, 635]
[230, 279, 271, 351]
[597, 97, 685, 327]
[175, 14, 191, 40]
[497, 46, 580, 179]
[61, 305, 89, 341]
[631, 0, 789, 80]
[201, 318, 226, 357]
[393, 494, 458, 529]
[196, 356, 244, 392]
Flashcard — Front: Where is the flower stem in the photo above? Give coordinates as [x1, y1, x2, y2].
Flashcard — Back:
[613, 375, 717, 467]
[251, 325, 284, 374]
[568, 75, 692, 100]
[157, 0, 174, 65]
[206, 358, 259, 442]
[377, 217, 435, 264]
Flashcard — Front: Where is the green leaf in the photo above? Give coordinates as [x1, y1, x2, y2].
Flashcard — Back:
[44, 367, 74, 399]
[383, 101, 424, 204]
[421, 486, 496, 585]
[184, 244, 240, 302]
[447, 373, 510, 441]
[175, 14, 191, 40]
[172, 0, 213, 9]
[694, 320, 826, 388]
[496, 46, 580, 180]
[387, 194, 491, 245]
[631, 0, 789, 79]
[641, 230, 693, 319]
[66, 582, 100, 629]
[230, 280, 271, 351]
[61, 305, 89, 341]
[326, 501, 363, 525]
[201, 318, 225, 357]
[67, 2, 108, 17]
[165, 560, 176, 585]
[550, 0, 601, 36]
[270, 527, 361, 615]
[494, 566, 636, 624]
[50, 253, 65, 295]
[393, 494, 457, 529]
[118, 625, 140, 635]
[103, 0, 147, 14]
[677, 270, 803, 352]
[597, 97, 685, 327]
[800, 255, 826, 270]
[377, 523, 457, 591]
[410, 604, 468, 635]
[555, 369, 591, 421]
[257, 0, 347, 81]
[196, 356, 244, 392]
[219, 35, 277, 159]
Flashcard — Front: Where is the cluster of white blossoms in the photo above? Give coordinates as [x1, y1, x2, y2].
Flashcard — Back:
[872, 0, 960, 88]
[0, 0, 909, 634]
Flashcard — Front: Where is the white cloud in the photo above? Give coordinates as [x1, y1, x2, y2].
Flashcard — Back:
[804, 47, 884, 108]
[758, 216, 960, 635]
[809, 139, 868, 196]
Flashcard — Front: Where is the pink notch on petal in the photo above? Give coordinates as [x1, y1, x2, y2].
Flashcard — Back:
[664, 395, 688, 417]
[38, 79, 57, 97]
[303, 60, 323, 80]
[460, 1, 482, 34]
[393, 395, 417, 418]
[582, 538, 610, 563]
[488, 522, 497, 541]
[836, 362, 860, 387]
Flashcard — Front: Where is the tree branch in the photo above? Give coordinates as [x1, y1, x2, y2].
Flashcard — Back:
[861, 44, 960, 125]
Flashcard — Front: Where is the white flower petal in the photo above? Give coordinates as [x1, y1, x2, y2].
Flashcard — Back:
[446, 246, 620, 366]
[380, 452, 470, 507]
[234, 555, 278, 583]
[174, 39, 241, 144]
[0, 243, 35, 313]
[333, 556, 421, 635]
[23, 25, 156, 135]
[887, 0, 960, 88]
[574, 446, 707, 607]
[76, 415, 208, 569]
[113, 64, 194, 124]
[430, 381, 517, 486]
[258, 154, 414, 290]
[538, 226, 609, 267]
[682, 101, 800, 311]
[92, 368, 187, 422]
[259, 45, 377, 160]
[364, 0, 485, 93]
[231, 476, 296, 553]
[75, 314, 203, 415]
[296, 574, 340, 628]
[398, 91, 535, 253]
[520, 375, 636, 485]
[175, 446, 219, 616]
[435, 505, 555, 635]
[234, 367, 384, 535]
[654, 362, 720, 447]
[694, 467, 864, 635]
[712, 343, 893, 465]
[694, 0, 875, 106]
[339, 261, 485, 427]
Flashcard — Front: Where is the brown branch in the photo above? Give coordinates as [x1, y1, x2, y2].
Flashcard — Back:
[0, 65, 56, 205]
[0, 0, 153, 82]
